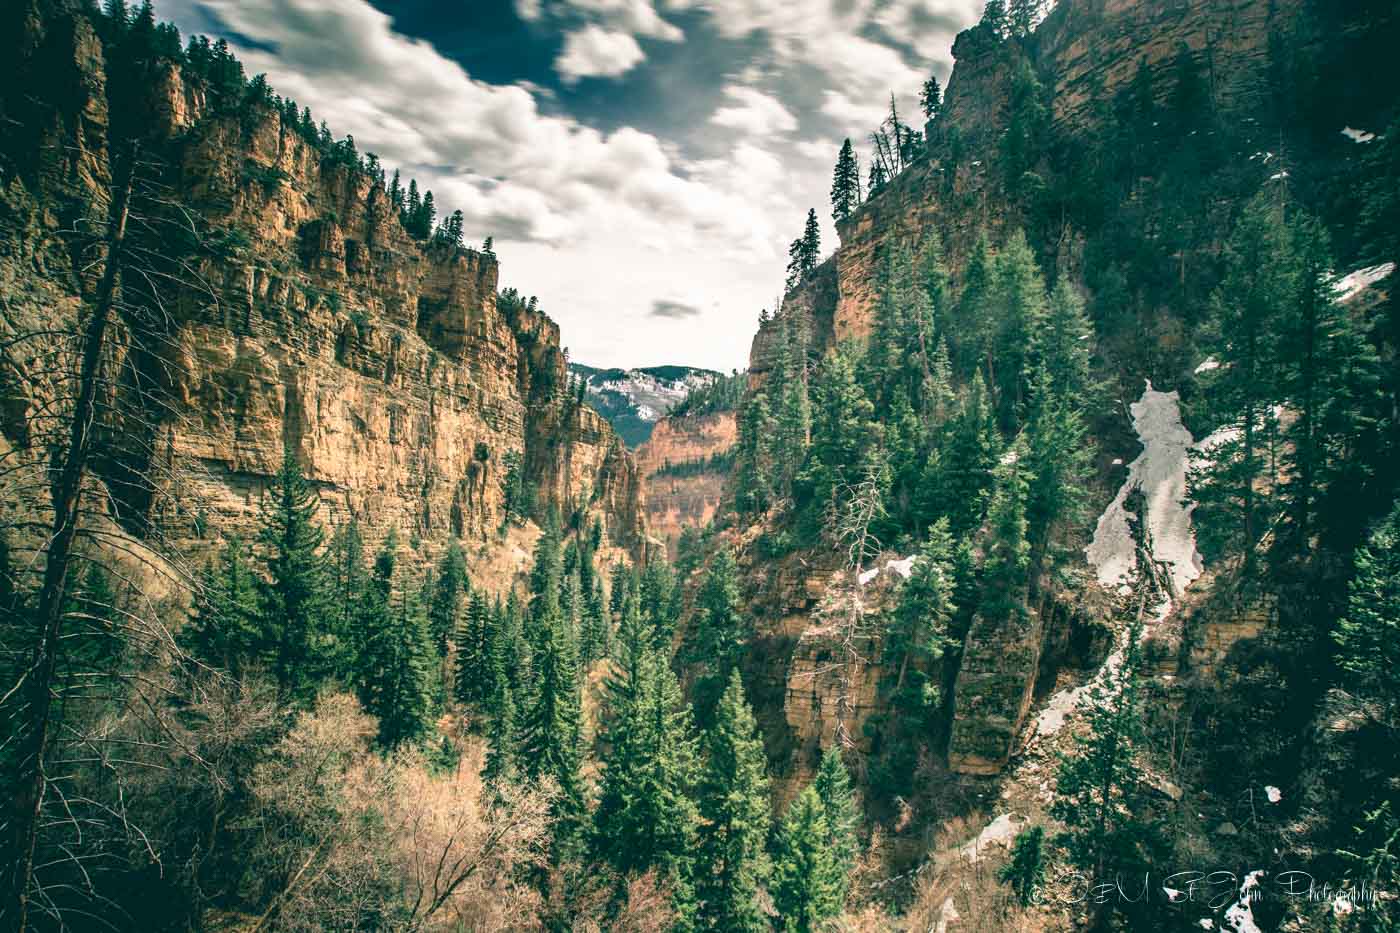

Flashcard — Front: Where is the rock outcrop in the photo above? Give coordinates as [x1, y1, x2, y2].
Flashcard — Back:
[633, 411, 736, 558]
[0, 1, 646, 586]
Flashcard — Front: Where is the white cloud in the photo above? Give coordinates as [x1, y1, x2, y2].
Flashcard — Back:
[555, 25, 647, 83]
[157, 0, 807, 368]
[710, 85, 799, 137]
[564, 0, 683, 40]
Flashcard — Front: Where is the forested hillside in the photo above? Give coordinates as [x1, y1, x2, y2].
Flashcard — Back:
[1, 0, 1399, 930]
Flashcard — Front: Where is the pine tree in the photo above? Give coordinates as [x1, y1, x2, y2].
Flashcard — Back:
[1052, 620, 1164, 900]
[1191, 192, 1294, 575]
[185, 538, 260, 677]
[593, 648, 702, 923]
[800, 208, 822, 273]
[771, 786, 844, 932]
[920, 72, 943, 120]
[482, 677, 517, 785]
[886, 519, 958, 724]
[690, 547, 746, 720]
[454, 589, 492, 708]
[1008, 0, 1044, 37]
[977, 446, 1032, 630]
[1333, 502, 1400, 727]
[520, 610, 585, 848]
[867, 158, 888, 197]
[735, 390, 776, 514]
[980, 0, 1008, 38]
[428, 540, 468, 657]
[830, 139, 861, 224]
[989, 229, 1050, 427]
[797, 349, 879, 525]
[697, 671, 772, 932]
[388, 169, 403, 210]
[999, 825, 1047, 905]
[256, 448, 332, 704]
[405, 178, 421, 229]
[812, 746, 859, 898]
[357, 534, 436, 748]
[327, 519, 367, 681]
[919, 375, 1001, 536]
[1037, 280, 1096, 409]
[1024, 364, 1093, 567]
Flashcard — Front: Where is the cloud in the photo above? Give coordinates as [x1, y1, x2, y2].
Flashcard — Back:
[555, 25, 647, 82]
[709, 85, 798, 137]
[650, 299, 703, 318]
[563, 0, 683, 40]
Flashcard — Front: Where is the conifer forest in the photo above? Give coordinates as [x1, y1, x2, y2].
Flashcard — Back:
[2, 0, 1400, 930]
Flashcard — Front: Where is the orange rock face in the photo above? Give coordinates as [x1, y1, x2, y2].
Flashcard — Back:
[633, 411, 737, 558]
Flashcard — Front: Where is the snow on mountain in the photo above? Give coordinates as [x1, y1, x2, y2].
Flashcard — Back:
[569, 363, 720, 447]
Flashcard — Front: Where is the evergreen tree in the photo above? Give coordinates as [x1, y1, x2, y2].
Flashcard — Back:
[920, 72, 943, 120]
[388, 169, 403, 210]
[697, 671, 772, 932]
[771, 786, 844, 932]
[428, 541, 468, 657]
[1192, 192, 1294, 575]
[185, 538, 260, 677]
[593, 649, 702, 925]
[830, 139, 861, 224]
[800, 208, 822, 272]
[1334, 502, 1400, 727]
[999, 825, 1047, 905]
[980, 0, 1008, 38]
[454, 589, 492, 708]
[357, 534, 436, 748]
[1052, 620, 1163, 907]
[735, 390, 776, 514]
[989, 229, 1050, 427]
[255, 448, 332, 704]
[951, 232, 996, 379]
[1008, 0, 1044, 37]
[797, 349, 879, 525]
[690, 547, 746, 719]
[640, 559, 678, 651]
[482, 677, 517, 785]
[918, 375, 1001, 536]
[977, 446, 1032, 630]
[885, 519, 958, 732]
[812, 745, 859, 898]
[520, 610, 585, 849]
[327, 519, 367, 680]
[867, 158, 888, 197]
[1037, 280, 1096, 409]
[1023, 365, 1093, 567]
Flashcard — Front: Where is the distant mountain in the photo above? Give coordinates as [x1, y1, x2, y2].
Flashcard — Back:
[569, 363, 720, 447]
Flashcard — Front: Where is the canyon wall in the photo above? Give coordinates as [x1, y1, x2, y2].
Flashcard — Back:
[0, 2, 646, 589]
[633, 410, 736, 559]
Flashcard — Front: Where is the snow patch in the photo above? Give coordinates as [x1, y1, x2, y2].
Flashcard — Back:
[886, 555, 918, 580]
[858, 566, 879, 586]
[1342, 127, 1377, 143]
[1194, 356, 1221, 375]
[1223, 871, 1264, 933]
[1334, 262, 1396, 303]
[959, 814, 1019, 862]
[1269, 171, 1289, 181]
[1085, 382, 1203, 614]
[1265, 785, 1281, 804]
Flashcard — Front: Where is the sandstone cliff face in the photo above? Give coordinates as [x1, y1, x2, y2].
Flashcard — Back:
[633, 411, 736, 558]
[0, 3, 646, 585]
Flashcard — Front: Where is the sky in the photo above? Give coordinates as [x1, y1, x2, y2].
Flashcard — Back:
[155, 0, 984, 370]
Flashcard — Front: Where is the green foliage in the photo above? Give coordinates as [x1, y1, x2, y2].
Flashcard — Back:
[593, 649, 702, 926]
[500, 448, 532, 526]
[669, 369, 746, 418]
[1334, 502, 1400, 727]
[785, 209, 822, 290]
[185, 538, 260, 678]
[812, 746, 859, 895]
[831, 139, 862, 224]
[999, 825, 1046, 906]
[256, 449, 334, 705]
[427, 541, 468, 657]
[771, 786, 845, 932]
[1052, 621, 1165, 899]
[697, 671, 772, 932]
[355, 533, 436, 748]
[688, 547, 747, 721]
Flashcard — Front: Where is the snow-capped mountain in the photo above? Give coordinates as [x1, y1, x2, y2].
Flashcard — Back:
[569, 363, 719, 447]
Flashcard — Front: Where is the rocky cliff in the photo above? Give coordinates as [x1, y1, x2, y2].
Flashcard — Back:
[633, 410, 736, 558]
[0, 2, 646, 585]
[739, 0, 1312, 789]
